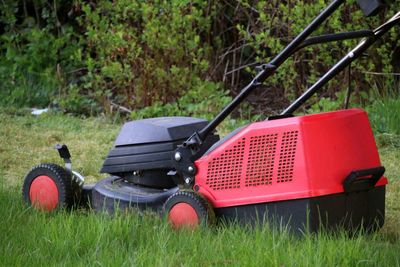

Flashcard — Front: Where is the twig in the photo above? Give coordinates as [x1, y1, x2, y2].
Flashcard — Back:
[225, 62, 259, 76]
[65, 67, 88, 74]
[361, 71, 400, 77]
[110, 102, 132, 114]
[223, 59, 230, 83]
[231, 46, 236, 87]
[235, 0, 259, 14]
[218, 40, 247, 59]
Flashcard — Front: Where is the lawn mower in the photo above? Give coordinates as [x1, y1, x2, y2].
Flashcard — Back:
[23, 0, 400, 233]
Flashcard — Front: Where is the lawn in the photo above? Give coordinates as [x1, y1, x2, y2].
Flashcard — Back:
[0, 111, 399, 266]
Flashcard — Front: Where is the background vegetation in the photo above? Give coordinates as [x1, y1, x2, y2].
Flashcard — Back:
[1, 1, 400, 265]
[1, 0, 399, 120]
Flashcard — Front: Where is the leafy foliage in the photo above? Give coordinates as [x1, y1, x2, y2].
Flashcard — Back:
[0, 0, 399, 126]
[223, 0, 400, 113]
[79, 0, 222, 116]
[0, 0, 81, 107]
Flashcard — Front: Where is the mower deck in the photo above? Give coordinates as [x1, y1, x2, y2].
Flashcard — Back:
[83, 175, 385, 233]
[87, 176, 178, 213]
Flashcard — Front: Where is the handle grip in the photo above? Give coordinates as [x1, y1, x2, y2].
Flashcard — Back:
[343, 166, 385, 193]
[55, 144, 71, 160]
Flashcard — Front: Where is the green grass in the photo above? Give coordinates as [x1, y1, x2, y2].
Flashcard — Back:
[368, 92, 400, 136]
[0, 110, 399, 266]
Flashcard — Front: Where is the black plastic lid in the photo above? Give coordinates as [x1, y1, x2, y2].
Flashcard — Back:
[114, 117, 208, 146]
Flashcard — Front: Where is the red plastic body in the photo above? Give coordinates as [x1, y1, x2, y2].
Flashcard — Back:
[194, 109, 387, 208]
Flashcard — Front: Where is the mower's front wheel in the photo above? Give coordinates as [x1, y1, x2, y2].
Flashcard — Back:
[163, 191, 215, 229]
[22, 163, 81, 211]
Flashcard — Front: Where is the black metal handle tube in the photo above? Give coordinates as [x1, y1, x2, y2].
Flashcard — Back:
[268, 0, 345, 67]
[281, 12, 400, 115]
[297, 30, 374, 51]
[197, 0, 345, 141]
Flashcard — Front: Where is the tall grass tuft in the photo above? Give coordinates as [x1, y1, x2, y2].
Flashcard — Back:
[368, 89, 400, 136]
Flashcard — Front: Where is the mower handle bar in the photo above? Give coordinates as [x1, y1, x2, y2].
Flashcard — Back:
[185, 0, 399, 151]
[282, 11, 400, 115]
[192, 0, 345, 145]
[236, 30, 375, 79]
[173, 1, 398, 188]
[295, 30, 374, 51]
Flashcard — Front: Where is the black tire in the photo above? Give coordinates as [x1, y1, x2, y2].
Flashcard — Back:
[163, 191, 215, 228]
[22, 163, 80, 211]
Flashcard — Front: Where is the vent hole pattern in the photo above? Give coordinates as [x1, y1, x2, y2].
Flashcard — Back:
[277, 131, 298, 183]
[245, 134, 278, 187]
[206, 138, 245, 190]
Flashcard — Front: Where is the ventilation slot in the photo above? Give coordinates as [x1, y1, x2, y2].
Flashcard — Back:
[277, 131, 298, 183]
[245, 134, 278, 187]
[206, 138, 245, 190]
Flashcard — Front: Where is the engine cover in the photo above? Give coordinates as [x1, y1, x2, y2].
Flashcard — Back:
[100, 117, 219, 188]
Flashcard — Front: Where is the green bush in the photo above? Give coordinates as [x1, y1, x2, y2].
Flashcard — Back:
[79, 0, 222, 116]
[0, 0, 81, 107]
[229, 0, 400, 112]
[1, 0, 399, 121]
[132, 79, 232, 120]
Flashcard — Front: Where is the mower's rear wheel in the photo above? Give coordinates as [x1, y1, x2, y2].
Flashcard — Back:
[163, 191, 215, 229]
[22, 163, 80, 211]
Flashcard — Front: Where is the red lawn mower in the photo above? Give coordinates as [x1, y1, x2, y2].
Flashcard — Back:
[23, 0, 400, 233]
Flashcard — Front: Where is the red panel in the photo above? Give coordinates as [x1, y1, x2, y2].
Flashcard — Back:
[245, 134, 277, 186]
[206, 138, 245, 190]
[194, 109, 387, 208]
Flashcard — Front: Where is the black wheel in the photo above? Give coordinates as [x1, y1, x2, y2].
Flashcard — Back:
[163, 191, 215, 228]
[22, 163, 80, 211]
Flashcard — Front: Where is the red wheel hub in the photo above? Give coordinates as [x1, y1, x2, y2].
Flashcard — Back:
[29, 175, 59, 211]
[168, 203, 199, 229]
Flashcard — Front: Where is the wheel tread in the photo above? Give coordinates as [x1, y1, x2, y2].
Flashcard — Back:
[22, 163, 79, 210]
[163, 190, 215, 226]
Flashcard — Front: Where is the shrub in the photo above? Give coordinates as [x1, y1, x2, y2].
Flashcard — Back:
[223, 0, 400, 114]
[0, 0, 399, 120]
[132, 79, 232, 120]
[0, 0, 81, 108]
[78, 0, 222, 116]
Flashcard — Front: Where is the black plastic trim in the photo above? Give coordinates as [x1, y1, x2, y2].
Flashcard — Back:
[103, 151, 172, 165]
[343, 166, 385, 193]
[108, 140, 184, 157]
[100, 160, 174, 174]
[215, 186, 385, 234]
[90, 176, 179, 213]
[357, 0, 384, 17]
